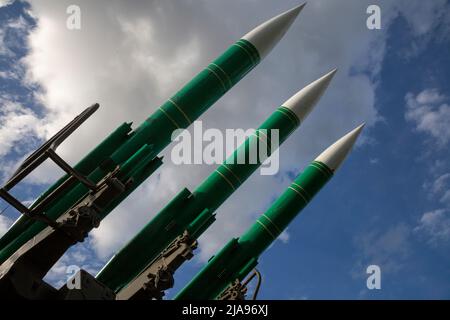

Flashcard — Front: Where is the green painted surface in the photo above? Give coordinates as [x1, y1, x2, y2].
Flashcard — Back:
[238, 161, 332, 256]
[96, 105, 300, 292]
[0, 40, 261, 265]
[174, 161, 333, 300]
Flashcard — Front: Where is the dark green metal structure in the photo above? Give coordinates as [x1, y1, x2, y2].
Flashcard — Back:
[174, 160, 333, 300]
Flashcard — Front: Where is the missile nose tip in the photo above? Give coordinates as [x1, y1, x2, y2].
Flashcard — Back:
[290, 2, 307, 16]
[281, 67, 338, 122]
[355, 122, 366, 132]
[328, 68, 338, 77]
[351, 123, 366, 139]
[346, 122, 366, 147]
[241, 3, 306, 59]
[320, 68, 338, 84]
[318, 68, 338, 90]
[314, 123, 366, 171]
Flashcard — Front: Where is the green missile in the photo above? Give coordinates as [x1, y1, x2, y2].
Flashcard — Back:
[96, 69, 338, 293]
[0, 4, 305, 264]
[174, 124, 365, 300]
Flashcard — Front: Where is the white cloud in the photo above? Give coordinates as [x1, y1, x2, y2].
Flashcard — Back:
[0, 0, 13, 8]
[414, 209, 450, 245]
[0, 215, 12, 237]
[0, 70, 19, 79]
[7, 15, 28, 31]
[440, 190, 450, 205]
[423, 172, 450, 204]
[353, 224, 411, 275]
[0, 102, 65, 186]
[416, 89, 446, 105]
[0, 14, 30, 57]
[393, 1, 450, 58]
[405, 89, 450, 145]
[426, 172, 450, 207]
[1, 0, 448, 279]
[419, 174, 450, 246]
[278, 230, 290, 244]
[44, 244, 102, 288]
[0, 29, 14, 56]
[0, 102, 44, 157]
[393, 1, 448, 37]
[430, 173, 450, 195]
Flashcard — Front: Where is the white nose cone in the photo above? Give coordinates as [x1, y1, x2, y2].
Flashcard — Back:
[241, 3, 306, 59]
[315, 124, 365, 171]
[282, 68, 337, 122]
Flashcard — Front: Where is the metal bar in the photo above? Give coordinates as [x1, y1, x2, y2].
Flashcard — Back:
[4, 104, 99, 189]
[0, 188, 31, 215]
[3, 153, 48, 191]
[0, 189, 60, 229]
[49, 104, 99, 150]
[251, 269, 262, 300]
[46, 149, 97, 191]
[31, 175, 78, 216]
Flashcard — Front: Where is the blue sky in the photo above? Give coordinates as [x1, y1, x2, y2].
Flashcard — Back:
[0, 0, 449, 299]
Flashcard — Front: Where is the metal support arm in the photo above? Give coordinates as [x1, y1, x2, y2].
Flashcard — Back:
[116, 231, 198, 300]
[218, 269, 262, 300]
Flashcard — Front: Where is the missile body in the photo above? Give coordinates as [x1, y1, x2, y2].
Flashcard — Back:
[174, 124, 365, 300]
[0, 5, 305, 265]
[96, 69, 337, 293]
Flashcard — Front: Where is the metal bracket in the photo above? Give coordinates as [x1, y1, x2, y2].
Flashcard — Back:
[0, 165, 131, 293]
[0, 104, 99, 228]
[218, 269, 262, 300]
[116, 230, 197, 300]
[57, 168, 128, 243]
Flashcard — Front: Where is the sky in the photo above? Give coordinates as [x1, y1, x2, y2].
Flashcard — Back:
[0, 0, 449, 299]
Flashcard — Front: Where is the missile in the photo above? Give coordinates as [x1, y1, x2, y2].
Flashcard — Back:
[96, 69, 338, 295]
[174, 124, 365, 300]
[0, 4, 305, 266]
